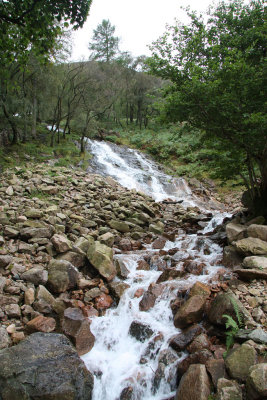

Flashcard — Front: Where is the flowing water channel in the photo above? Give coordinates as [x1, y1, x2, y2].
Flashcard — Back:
[82, 139, 230, 400]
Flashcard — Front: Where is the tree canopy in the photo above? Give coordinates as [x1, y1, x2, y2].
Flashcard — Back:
[0, 0, 92, 62]
[89, 19, 120, 62]
[147, 0, 267, 215]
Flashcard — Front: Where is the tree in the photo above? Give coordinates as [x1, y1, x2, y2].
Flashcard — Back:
[0, 0, 92, 63]
[89, 19, 120, 62]
[148, 0, 267, 215]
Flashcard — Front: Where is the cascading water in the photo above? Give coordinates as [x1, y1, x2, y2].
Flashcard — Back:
[82, 139, 230, 400]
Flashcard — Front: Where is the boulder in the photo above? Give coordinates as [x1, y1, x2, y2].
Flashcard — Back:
[174, 295, 206, 329]
[235, 268, 267, 280]
[20, 226, 53, 240]
[217, 378, 243, 400]
[187, 333, 211, 353]
[129, 321, 154, 342]
[57, 251, 86, 268]
[226, 222, 246, 243]
[234, 237, 267, 256]
[51, 233, 72, 253]
[27, 315, 56, 333]
[247, 224, 267, 241]
[188, 281, 211, 298]
[206, 359, 227, 387]
[0, 332, 94, 399]
[169, 324, 203, 352]
[87, 241, 116, 281]
[246, 363, 267, 400]
[115, 258, 130, 279]
[175, 364, 211, 400]
[243, 255, 267, 270]
[108, 219, 130, 233]
[223, 245, 243, 268]
[208, 293, 249, 327]
[48, 259, 79, 293]
[177, 349, 214, 377]
[98, 232, 115, 247]
[0, 255, 12, 268]
[62, 307, 95, 356]
[0, 327, 11, 349]
[94, 293, 113, 311]
[225, 343, 257, 381]
[108, 281, 130, 300]
[21, 266, 48, 285]
[235, 328, 267, 345]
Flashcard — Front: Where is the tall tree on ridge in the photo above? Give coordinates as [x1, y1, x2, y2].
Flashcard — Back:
[89, 19, 120, 62]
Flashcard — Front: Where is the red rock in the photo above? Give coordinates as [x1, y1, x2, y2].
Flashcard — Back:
[174, 295, 206, 329]
[137, 260, 150, 271]
[27, 315, 56, 333]
[82, 305, 99, 319]
[118, 238, 132, 251]
[94, 293, 113, 310]
[134, 288, 144, 298]
[152, 236, 167, 249]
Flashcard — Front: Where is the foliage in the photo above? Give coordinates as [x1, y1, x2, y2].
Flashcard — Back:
[147, 0, 267, 215]
[89, 19, 120, 62]
[223, 298, 244, 354]
[0, 0, 92, 64]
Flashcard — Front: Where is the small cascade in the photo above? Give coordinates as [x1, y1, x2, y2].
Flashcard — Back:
[82, 138, 230, 399]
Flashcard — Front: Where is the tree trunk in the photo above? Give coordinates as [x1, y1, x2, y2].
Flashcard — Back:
[2, 102, 19, 144]
[31, 89, 37, 139]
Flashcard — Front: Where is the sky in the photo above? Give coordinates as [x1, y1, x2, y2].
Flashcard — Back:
[71, 0, 215, 61]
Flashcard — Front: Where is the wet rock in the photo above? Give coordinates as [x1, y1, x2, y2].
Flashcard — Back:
[225, 343, 257, 381]
[170, 324, 203, 352]
[21, 266, 48, 285]
[153, 349, 179, 392]
[48, 259, 79, 293]
[120, 386, 134, 400]
[0, 332, 94, 399]
[187, 333, 211, 353]
[115, 258, 130, 278]
[0, 327, 11, 349]
[226, 222, 246, 243]
[87, 241, 116, 281]
[246, 363, 267, 400]
[217, 378, 243, 400]
[235, 237, 267, 256]
[152, 236, 167, 249]
[139, 291, 156, 311]
[129, 321, 154, 342]
[108, 281, 130, 300]
[136, 259, 150, 271]
[208, 293, 249, 327]
[175, 364, 211, 400]
[174, 295, 206, 329]
[156, 268, 185, 283]
[206, 359, 227, 386]
[94, 293, 113, 311]
[62, 307, 95, 356]
[27, 315, 56, 333]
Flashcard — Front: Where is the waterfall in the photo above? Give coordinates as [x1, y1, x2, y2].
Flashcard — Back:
[82, 138, 228, 400]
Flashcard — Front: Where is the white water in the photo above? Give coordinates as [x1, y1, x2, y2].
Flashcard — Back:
[81, 139, 230, 399]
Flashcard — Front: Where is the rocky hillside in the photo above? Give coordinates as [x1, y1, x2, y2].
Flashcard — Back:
[0, 163, 266, 400]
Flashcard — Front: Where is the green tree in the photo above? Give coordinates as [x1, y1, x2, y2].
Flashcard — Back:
[148, 0, 267, 215]
[89, 19, 120, 62]
[0, 0, 92, 63]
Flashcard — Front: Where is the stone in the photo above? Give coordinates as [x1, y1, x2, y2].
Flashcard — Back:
[174, 295, 206, 329]
[243, 255, 267, 270]
[156, 268, 185, 283]
[225, 343, 257, 381]
[0, 255, 12, 268]
[4, 226, 19, 238]
[0, 327, 11, 349]
[177, 349, 214, 377]
[94, 293, 113, 310]
[87, 241, 116, 281]
[235, 328, 267, 345]
[149, 222, 164, 235]
[226, 222, 246, 243]
[246, 363, 267, 400]
[108, 281, 130, 300]
[108, 219, 130, 233]
[152, 236, 167, 249]
[4, 303, 21, 318]
[175, 364, 211, 400]
[187, 333, 210, 353]
[217, 378, 243, 400]
[51, 233, 72, 253]
[0, 276, 6, 293]
[57, 251, 86, 268]
[223, 245, 243, 268]
[118, 238, 132, 251]
[25, 208, 43, 219]
[206, 359, 227, 386]
[129, 321, 154, 342]
[11, 332, 25, 344]
[48, 259, 79, 293]
[0, 332, 94, 399]
[5, 186, 14, 196]
[84, 287, 102, 302]
[235, 268, 267, 280]
[235, 237, 267, 256]
[74, 237, 93, 253]
[21, 266, 48, 285]
[27, 315, 56, 333]
[20, 226, 53, 240]
[170, 324, 203, 352]
[188, 281, 211, 298]
[62, 307, 95, 356]
[99, 232, 115, 247]
[208, 293, 249, 327]
[247, 224, 267, 241]
[24, 288, 35, 305]
[139, 291, 157, 311]
[137, 259, 150, 271]
[115, 258, 130, 279]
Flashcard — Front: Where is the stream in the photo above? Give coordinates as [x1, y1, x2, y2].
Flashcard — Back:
[82, 139, 230, 400]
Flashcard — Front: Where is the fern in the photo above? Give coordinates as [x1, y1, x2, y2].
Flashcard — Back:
[230, 298, 243, 328]
[223, 298, 244, 356]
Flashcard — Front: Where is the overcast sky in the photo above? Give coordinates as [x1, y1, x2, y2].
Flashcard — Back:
[71, 0, 216, 61]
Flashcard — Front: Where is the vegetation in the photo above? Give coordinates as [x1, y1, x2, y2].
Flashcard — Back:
[89, 19, 120, 62]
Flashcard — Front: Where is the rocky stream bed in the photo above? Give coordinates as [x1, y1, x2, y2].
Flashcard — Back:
[0, 155, 266, 399]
